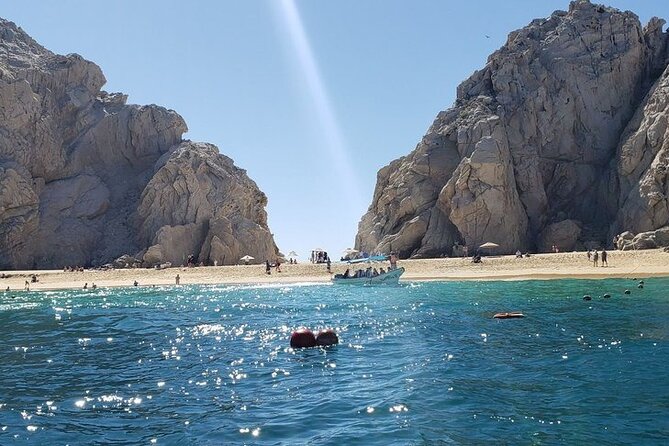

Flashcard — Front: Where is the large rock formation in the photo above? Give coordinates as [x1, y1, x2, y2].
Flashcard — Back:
[0, 18, 278, 269]
[357, 0, 669, 257]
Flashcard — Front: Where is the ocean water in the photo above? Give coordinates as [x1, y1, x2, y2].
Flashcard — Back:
[0, 278, 668, 445]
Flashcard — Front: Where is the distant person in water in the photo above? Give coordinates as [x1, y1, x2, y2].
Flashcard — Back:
[83, 283, 88, 290]
[593, 250, 599, 267]
[601, 249, 608, 267]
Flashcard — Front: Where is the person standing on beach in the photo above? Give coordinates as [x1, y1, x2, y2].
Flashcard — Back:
[265, 260, 271, 275]
[593, 250, 599, 267]
[389, 253, 398, 270]
[601, 249, 608, 267]
[175, 274, 180, 285]
[326, 257, 331, 273]
[587, 249, 591, 260]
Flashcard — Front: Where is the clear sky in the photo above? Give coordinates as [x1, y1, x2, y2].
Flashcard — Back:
[1, 0, 665, 261]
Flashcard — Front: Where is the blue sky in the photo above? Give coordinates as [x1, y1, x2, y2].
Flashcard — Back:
[1, 0, 665, 260]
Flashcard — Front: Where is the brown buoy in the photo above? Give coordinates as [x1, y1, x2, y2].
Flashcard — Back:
[493, 312, 525, 319]
[316, 329, 339, 346]
[290, 328, 317, 348]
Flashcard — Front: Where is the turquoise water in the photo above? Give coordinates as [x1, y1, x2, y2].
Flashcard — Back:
[0, 278, 668, 445]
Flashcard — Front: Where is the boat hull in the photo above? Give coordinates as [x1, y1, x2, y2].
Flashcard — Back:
[332, 267, 404, 285]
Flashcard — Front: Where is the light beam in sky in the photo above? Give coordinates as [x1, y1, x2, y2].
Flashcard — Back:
[273, 0, 364, 210]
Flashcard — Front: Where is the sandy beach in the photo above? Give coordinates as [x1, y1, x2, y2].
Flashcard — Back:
[1, 249, 668, 292]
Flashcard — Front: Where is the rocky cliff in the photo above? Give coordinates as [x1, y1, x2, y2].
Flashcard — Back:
[356, 0, 669, 257]
[0, 19, 278, 269]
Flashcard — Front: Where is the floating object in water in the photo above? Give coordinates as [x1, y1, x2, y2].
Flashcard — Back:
[639, 280, 644, 285]
[290, 328, 317, 348]
[624, 290, 631, 295]
[493, 312, 525, 319]
[316, 329, 339, 346]
[583, 295, 592, 301]
[603, 293, 611, 299]
[638, 284, 644, 289]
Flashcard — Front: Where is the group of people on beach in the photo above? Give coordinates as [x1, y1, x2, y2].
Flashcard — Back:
[265, 259, 282, 274]
[63, 266, 85, 272]
[587, 249, 608, 266]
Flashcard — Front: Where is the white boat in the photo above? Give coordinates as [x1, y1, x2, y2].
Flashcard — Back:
[332, 267, 405, 285]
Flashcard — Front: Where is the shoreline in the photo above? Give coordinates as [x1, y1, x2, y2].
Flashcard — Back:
[1, 249, 667, 292]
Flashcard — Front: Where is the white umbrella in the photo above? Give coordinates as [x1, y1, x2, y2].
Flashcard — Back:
[287, 251, 299, 257]
[239, 255, 254, 264]
[479, 242, 499, 249]
[342, 248, 359, 255]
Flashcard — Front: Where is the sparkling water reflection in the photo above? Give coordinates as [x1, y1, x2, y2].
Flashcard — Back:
[0, 278, 668, 444]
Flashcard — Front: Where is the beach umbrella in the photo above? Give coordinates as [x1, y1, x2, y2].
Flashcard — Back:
[240, 255, 254, 264]
[479, 242, 499, 249]
[342, 248, 359, 255]
[287, 251, 299, 257]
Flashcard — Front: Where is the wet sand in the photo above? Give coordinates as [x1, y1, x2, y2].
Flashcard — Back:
[1, 249, 667, 292]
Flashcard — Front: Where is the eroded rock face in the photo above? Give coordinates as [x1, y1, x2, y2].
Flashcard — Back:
[537, 219, 582, 253]
[0, 19, 278, 268]
[615, 226, 669, 250]
[137, 143, 277, 266]
[357, 1, 669, 256]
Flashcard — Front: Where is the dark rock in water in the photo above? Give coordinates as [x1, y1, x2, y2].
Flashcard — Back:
[638, 284, 644, 289]
[583, 295, 592, 301]
[0, 18, 279, 269]
[603, 294, 611, 299]
[355, 2, 669, 257]
[624, 290, 631, 295]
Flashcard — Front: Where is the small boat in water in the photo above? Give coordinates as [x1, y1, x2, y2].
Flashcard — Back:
[332, 267, 405, 285]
